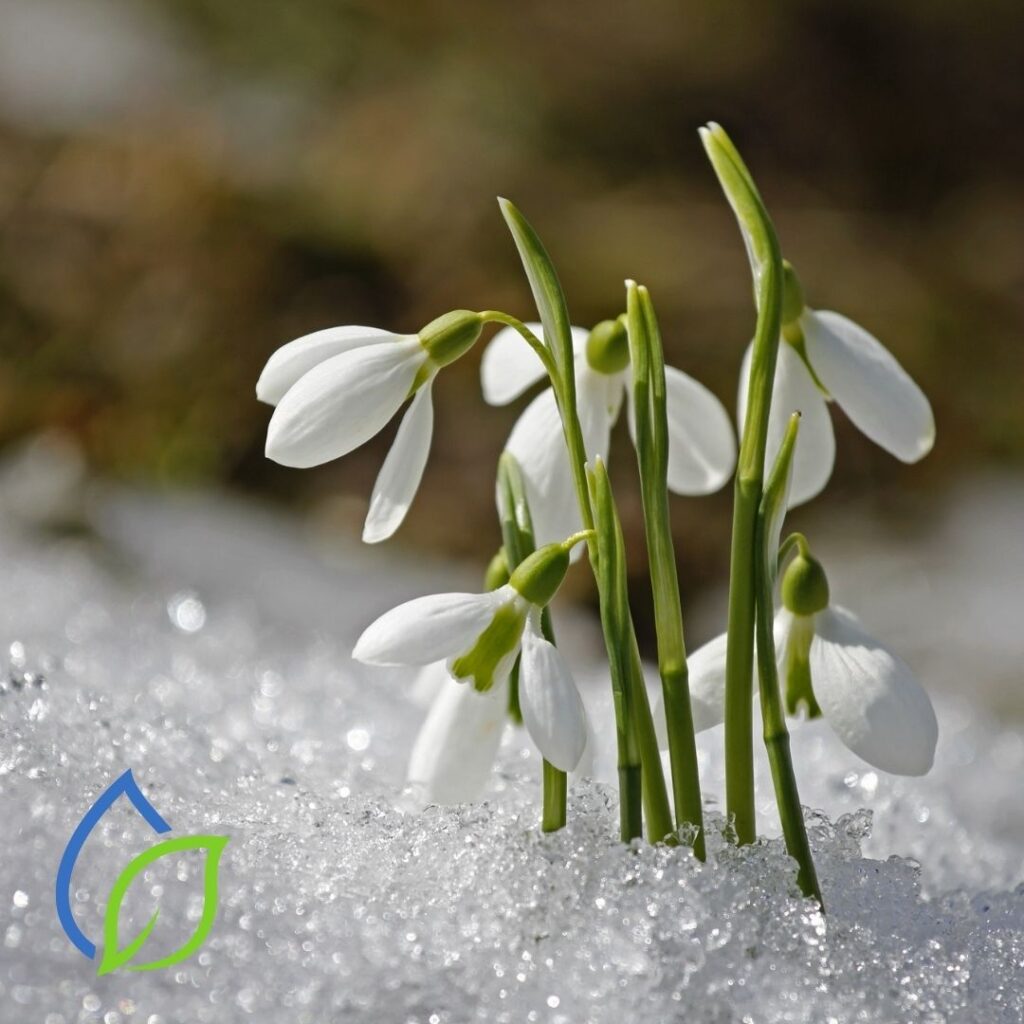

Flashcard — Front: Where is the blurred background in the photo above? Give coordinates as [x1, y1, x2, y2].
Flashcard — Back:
[1, 0, 1022, 673]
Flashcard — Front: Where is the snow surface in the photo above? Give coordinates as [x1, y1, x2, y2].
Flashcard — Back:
[2, 477, 1023, 1023]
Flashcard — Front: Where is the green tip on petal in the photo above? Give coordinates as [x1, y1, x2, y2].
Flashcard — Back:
[450, 601, 525, 692]
[781, 614, 823, 719]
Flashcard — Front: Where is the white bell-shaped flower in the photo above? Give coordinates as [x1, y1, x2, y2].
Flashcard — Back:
[773, 603, 937, 775]
[258, 311, 482, 543]
[739, 264, 935, 506]
[353, 541, 588, 772]
[683, 552, 938, 776]
[481, 319, 736, 547]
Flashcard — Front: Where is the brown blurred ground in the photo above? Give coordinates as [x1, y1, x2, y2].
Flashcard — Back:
[1, 0, 1023, 625]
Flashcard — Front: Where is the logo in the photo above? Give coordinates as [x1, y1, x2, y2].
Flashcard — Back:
[55, 770, 229, 975]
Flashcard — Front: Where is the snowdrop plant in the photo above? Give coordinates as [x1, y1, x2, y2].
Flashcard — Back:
[257, 121, 937, 906]
[701, 123, 937, 855]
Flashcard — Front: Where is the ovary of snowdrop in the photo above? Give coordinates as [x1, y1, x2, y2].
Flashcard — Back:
[481, 318, 736, 548]
[258, 311, 483, 543]
[684, 545, 938, 776]
[353, 538, 589, 773]
[739, 261, 935, 506]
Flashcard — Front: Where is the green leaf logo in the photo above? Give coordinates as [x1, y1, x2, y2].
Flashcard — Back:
[97, 834, 229, 976]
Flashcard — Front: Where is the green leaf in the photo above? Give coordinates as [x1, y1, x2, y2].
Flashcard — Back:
[496, 450, 537, 568]
[497, 198, 574, 385]
[98, 834, 229, 976]
[759, 411, 801, 584]
[699, 123, 776, 273]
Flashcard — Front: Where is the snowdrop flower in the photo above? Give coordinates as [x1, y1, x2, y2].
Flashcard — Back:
[481, 318, 736, 547]
[739, 261, 935, 506]
[353, 537, 589, 772]
[684, 546, 938, 776]
[258, 310, 483, 543]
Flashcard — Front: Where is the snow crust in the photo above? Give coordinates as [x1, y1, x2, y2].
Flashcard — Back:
[2, 484, 1023, 1023]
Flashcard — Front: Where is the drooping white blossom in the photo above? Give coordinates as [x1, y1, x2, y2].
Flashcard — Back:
[739, 306, 935, 507]
[683, 603, 937, 776]
[258, 312, 481, 544]
[481, 321, 736, 548]
[353, 569, 588, 773]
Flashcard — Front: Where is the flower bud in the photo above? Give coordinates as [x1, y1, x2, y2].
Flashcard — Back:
[419, 310, 484, 368]
[509, 542, 570, 608]
[585, 319, 630, 376]
[781, 552, 830, 616]
[781, 260, 805, 326]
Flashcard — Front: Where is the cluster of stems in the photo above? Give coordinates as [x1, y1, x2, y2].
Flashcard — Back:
[479, 124, 821, 904]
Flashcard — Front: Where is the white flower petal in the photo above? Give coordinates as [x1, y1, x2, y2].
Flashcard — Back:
[686, 630, 731, 732]
[266, 338, 425, 468]
[407, 673, 507, 804]
[353, 586, 513, 666]
[362, 383, 434, 544]
[256, 326, 396, 406]
[409, 660, 450, 709]
[480, 324, 590, 406]
[738, 341, 835, 506]
[518, 615, 588, 771]
[802, 310, 935, 463]
[662, 365, 736, 494]
[809, 606, 938, 776]
[505, 366, 612, 549]
[480, 323, 549, 405]
[570, 326, 592, 355]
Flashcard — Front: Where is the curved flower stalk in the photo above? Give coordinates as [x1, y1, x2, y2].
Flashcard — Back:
[685, 538, 938, 777]
[353, 536, 590, 773]
[481, 317, 736, 547]
[739, 261, 935, 506]
[258, 310, 484, 543]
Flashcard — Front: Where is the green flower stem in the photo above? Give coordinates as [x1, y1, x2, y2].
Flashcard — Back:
[754, 416, 822, 905]
[625, 613, 677, 844]
[626, 281, 706, 859]
[590, 460, 644, 842]
[591, 459, 675, 843]
[702, 123, 784, 846]
[497, 452, 567, 831]
[776, 531, 810, 574]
